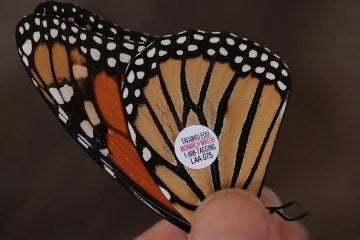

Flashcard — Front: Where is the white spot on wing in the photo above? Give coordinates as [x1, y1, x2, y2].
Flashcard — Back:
[242, 64, 251, 72]
[209, 37, 220, 43]
[50, 29, 58, 38]
[128, 123, 136, 144]
[193, 34, 204, 40]
[277, 81, 287, 91]
[69, 36, 76, 44]
[58, 106, 69, 123]
[249, 49, 258, 58]
[93, 35, 102, 44]
[159, 50, 167, 56]
[22, 39, 32, 56]
[123, 42, 134, 50]
[90, 48, 101, 61]
[80, 120, 94, 138]
[100, 148, 110, 157]
[59, 84, 74, 102]
[33, 32, 40, 42]
[18, 26, 24, 34]
[49, 88, 64, 104]
[134, 89, 140, 97]
[239, 44, 247, 51]
[138, 45, 146, 52]
[71, 26, 79, 33]
[110, 28, 117, 34]
[266, 72, 275, 80]
[22, 56, 29, 66]
[270, 61, 279, 68]
[119, 53, 131, 63]
[255, 67, 265, 73]
[127, 71, 135, 83]
[147, 48, 156, 58]
[219, 47, 228, 56]
[161, 39, 171, 45]
[107, 57, 116, 67]
[104, 165, 116, 178]
[281, 69, 288, 77]
[135, 58, 144, 65]
[234, 56, 243, 63]
[158, 186, 171, 200]
[261, 53, 268, 61]
[72, 65, 88, 79]
[77, 134, 92, 149]
[136, 71, 145, 79]
[126, 104, 133, 114]
[226, 38, 235, 45]
[80, 33, 87, 41]
[107, 42, 116, 50]
[142, 147, 151, 161]
[84, 101, 101, 126]
[188, 45, 198, 51]
[279, 101, 288, 118]
[24, 22, 30, 30]
[176, 36, 186, 44]
[123, 87, 129, 98]
[207, 49, 215, 56]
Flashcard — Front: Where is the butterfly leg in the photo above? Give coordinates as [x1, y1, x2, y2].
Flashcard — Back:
[267, 201, 309, 221]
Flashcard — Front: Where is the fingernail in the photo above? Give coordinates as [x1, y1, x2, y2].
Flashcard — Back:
[189, 189, 270, 240]
[260, 187, 282, 206]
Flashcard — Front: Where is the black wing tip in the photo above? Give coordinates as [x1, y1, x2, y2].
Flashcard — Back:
[34, 1, 82, 15]
[34, 1, 61, 15]
[15, 15, 33, 43]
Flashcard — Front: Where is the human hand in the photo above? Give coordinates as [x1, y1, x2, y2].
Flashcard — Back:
[135, 188, 308, 240]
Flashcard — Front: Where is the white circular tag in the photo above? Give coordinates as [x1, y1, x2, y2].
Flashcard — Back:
[174, 125, 219, 169]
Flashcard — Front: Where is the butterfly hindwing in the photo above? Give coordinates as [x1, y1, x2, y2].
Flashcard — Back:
[122, 30, 291, 223]
[16, 14, 191, 230]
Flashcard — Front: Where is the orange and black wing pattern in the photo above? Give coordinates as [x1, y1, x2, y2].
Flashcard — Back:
[122, 30, 291, 223]
[15, 14, 190, 229]
[16, 3, 294, 232]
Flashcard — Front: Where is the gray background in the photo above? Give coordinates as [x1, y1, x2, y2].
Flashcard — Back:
[1, 0, 360, 239]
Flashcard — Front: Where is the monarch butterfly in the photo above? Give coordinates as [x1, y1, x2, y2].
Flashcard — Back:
[16, 3, 304, 232]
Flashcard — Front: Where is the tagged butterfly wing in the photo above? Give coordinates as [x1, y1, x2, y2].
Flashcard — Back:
[33, 1, 154, 43]
[15, 14, 191, 230]
[122, 30, 291, 223]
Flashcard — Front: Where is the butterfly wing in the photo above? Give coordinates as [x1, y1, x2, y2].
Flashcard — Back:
[33, 1, 155, 43]
[122, 30, 291, 223]
[16, 14, 189, 230]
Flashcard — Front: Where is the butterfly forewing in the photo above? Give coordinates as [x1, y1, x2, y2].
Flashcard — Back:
[122, 30, 291, 223]
[34, 1, 154, 43]
[16, 14, 189, 229]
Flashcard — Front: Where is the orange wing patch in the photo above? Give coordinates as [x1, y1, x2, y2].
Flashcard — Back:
[94, 72, 128, 134]
[95, 72, 177, 212]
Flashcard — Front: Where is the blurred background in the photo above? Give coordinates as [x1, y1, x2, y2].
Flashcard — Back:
[1, 0, 360, 239]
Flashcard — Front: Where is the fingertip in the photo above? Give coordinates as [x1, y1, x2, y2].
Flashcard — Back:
[135, 220, 187, 240]
[189, 189, 271, 240]
[279, 220, 309, 240]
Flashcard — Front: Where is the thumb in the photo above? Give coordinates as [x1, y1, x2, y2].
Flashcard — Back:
[189, 189, 271, 240]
